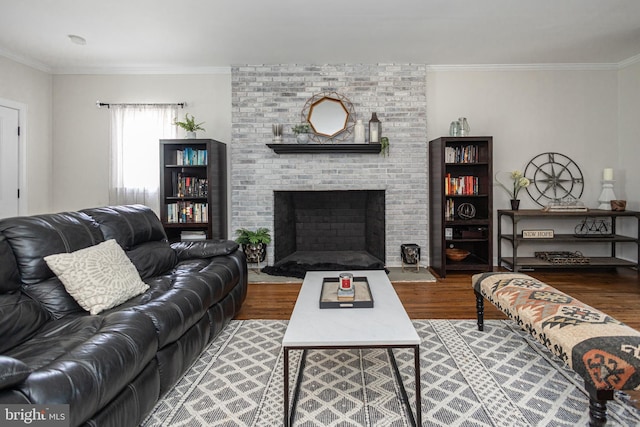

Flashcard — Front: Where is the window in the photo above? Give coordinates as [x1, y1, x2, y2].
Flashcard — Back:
[109, 105, 178, 214]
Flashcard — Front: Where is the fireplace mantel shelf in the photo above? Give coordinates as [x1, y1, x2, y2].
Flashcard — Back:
[267, 143, 382, 154]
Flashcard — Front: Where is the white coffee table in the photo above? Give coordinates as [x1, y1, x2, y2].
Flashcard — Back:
[282, 270, 421, 426]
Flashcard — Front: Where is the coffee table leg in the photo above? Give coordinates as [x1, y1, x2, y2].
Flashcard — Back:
[388, 347, 421, 427]
[414, 345, 421, 426]
[284, 347, 290, 427]
[284, 348, 308, 427]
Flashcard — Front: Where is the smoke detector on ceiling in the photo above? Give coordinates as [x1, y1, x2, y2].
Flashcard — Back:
[67, 34, 87, 45]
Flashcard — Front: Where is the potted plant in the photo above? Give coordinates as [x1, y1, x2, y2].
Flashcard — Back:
[380, 137, 389, 157]
[292, 123, 311, 144]
[495, 170, 530, 210]
[235, 227, 271, 263]
[174, 113, 205, 138]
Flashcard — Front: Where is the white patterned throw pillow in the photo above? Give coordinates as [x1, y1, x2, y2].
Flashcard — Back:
[44, 239, 149, 315]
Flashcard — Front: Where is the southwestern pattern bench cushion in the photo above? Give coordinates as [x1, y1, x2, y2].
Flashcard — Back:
[472, 272, 640, 393]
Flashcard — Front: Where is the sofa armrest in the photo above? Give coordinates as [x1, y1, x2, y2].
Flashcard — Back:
[171, 240, 239, 261]
[0, 356, 30, 389]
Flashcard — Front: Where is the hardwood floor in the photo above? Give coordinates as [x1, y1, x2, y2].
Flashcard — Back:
[235, 268, 640, 330]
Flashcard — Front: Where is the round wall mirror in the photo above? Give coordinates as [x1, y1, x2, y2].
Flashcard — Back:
[308, 97, 349, 137]
[301, 91, 356, 143]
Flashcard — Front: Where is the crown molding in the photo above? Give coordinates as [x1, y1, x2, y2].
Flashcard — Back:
[426, 62, 619, 72]
[618, 53, 640, 69]
[53, 65, 232, 75]
[1, 49, 638, 75]
[0, 48, 51, 73]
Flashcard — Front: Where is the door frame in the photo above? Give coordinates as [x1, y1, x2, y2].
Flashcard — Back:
[0, 97, 27, 215]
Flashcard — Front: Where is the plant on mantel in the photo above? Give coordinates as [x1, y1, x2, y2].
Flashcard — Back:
[380, 137, 389, 157]
[292, 123, 312, 144]
[291, 123, 311, 134]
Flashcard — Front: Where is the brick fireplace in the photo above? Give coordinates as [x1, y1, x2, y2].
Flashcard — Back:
[231, 64, 428, 268]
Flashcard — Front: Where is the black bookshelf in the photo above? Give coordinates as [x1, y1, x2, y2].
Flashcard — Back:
[428, 136, 493, 278]
[159, 139, 227, 241]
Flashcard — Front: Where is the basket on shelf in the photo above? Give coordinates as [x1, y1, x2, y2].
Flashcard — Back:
[446, 248, 470, 262]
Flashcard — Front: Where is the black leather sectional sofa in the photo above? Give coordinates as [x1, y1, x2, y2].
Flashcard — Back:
[0, 205, 247, 426]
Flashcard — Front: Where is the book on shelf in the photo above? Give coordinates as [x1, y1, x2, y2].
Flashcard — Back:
[166, 202, 209, 223]
[173, 172, 208, 197]
[444, 174, 479, 195]
[175, 148, 208, 166]
[445, 199, 455, 220]
[445, 145, 479, 163]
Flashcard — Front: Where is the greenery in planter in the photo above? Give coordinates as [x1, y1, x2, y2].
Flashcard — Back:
[235, 228, 271, 264]
[291, 123, 311, 134]
[174, 113, 206, 132]
[380, 137, 389, 157]
[235, 228, 272, 245]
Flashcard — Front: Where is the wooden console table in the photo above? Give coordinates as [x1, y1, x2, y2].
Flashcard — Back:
[498, 209, 640, 272]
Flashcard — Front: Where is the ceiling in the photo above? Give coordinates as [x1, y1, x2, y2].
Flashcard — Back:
[1, 0, 640, 74]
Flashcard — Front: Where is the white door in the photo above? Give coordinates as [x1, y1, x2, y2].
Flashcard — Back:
[0, 105, 20, 218]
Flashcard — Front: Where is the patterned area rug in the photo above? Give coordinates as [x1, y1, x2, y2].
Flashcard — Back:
[141, 320, 640, 426]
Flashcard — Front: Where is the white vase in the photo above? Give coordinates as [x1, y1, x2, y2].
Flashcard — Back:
[296, 133, 310, 144]
[186, 131, 196, 139]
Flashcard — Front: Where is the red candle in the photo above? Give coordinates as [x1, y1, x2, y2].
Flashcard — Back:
[339, 273, 353, 290]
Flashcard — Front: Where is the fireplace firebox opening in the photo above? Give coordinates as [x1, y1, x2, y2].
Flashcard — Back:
[265, 190, 385, 277]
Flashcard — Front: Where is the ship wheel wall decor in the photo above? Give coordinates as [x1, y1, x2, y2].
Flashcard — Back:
[524, 152, 584, 207]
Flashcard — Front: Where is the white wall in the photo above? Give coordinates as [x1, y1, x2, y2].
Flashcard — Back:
[51, 73, 232, 212]
[427, 68, 619, 209]
[0, 57, 53, 215]
[617, 61, 640, 261]
[618, 61, 640, 208]
[427, 68, 624, 261]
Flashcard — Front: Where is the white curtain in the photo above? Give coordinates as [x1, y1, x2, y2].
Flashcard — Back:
[109, 105, 178, 215]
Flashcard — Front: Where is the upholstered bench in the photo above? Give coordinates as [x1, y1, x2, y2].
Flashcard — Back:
[472, 272, 640, 427]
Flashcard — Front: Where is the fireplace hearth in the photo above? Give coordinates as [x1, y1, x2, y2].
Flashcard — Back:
[264, 190, 385, 277]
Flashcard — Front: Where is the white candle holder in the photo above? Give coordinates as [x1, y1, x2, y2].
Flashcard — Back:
[598, 180, 617, 210]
